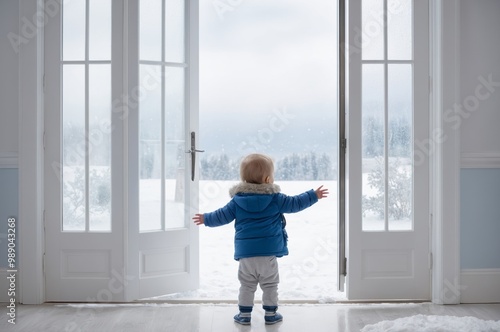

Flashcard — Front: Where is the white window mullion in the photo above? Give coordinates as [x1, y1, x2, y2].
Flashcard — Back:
[383, 0, 389, 231]
[161, 0, 166, 231]
[85, 0, 91, 232]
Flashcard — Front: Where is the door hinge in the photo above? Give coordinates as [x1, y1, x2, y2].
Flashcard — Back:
[342, 257, 347, 276]
[43, 131, 46, 150]
[341, 138, 347, 153]
[429, 252, 433, 270]
[429, 75, 432, 94]
[43, 209, 46, 275]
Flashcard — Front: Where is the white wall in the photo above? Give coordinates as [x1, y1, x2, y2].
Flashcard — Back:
[459, 0, 500, 303]
[460, 0, 500, 155]
[0, 0, 19, 303]
[0, 0, 19, 163]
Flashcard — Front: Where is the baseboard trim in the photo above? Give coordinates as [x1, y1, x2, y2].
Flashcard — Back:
[461, 152, 500, 168]
[461, 269, 500, 303]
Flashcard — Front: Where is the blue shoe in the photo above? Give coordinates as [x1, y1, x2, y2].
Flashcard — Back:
[264, 312, 283, 325]
[234, 313, 251, 325]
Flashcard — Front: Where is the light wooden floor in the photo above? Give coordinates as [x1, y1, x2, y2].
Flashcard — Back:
[1, 302, 500, 331]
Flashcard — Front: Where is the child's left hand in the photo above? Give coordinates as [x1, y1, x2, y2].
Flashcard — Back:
[315, 185, 329, 199]
[193, 214, 205, 225]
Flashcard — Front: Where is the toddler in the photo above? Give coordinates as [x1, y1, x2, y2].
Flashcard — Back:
[193, 153, 328, 325]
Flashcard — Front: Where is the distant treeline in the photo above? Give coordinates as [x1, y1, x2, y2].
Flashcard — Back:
[200, 152, 337, 181]
[363, 116, 411, 158]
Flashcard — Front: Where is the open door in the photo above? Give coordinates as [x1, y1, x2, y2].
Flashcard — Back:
[44, 0, 199, 302]
[125, 0, 200, 300]
[345, 0, 430, 300]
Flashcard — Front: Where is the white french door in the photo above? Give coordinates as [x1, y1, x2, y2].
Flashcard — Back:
[44, 0, 199, 302]
[125, 0, 199, 300]
[345, 0, 430, 300]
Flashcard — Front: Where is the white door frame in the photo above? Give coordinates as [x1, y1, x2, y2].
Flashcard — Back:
[18, 0, 461, 304]
[18, 0, 45, 305]
[429, 0, 461, 305]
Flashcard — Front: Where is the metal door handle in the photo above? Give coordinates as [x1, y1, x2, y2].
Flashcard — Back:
[186, 132, 204, 181]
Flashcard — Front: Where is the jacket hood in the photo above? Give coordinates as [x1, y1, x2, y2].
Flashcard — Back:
[229, 182, 281, 197]
[229, 182, 281, 213]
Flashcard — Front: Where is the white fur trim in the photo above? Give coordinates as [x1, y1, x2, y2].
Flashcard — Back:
[229, 182, 281, 197]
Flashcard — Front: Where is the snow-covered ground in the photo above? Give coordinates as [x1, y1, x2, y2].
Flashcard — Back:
[63, 170, 411, 300]
[161, 180, 344, 301]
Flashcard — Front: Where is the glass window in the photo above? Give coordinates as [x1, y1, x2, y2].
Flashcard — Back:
[62, 65, 86, 231]
[140, 0, 162, 61]
[361, 0, 414, 232]
[63, 0, 86, 61]
[362, 64, 386, 231]
[362, 0, 384, 60]
[89, 0, 112, 60]
[387, 0, 412, 60]
[62, 0, 112, 232]
[139, 0, 187, 232]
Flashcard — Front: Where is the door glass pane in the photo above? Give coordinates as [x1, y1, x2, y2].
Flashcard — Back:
[165, 0, 185, 63]
[388, 0, 412, 60]
[62, 65, 86, 231]
[165, 67, 185, 229]
[140, 0, 162, 61]
[362, 0, 384, 60]
[89, 64, 112, 231]
[139, 64, 163, 231]
[63, 0, 86, 61]
[362, 64, 385, 231]
[388, 64, 412, 231]
[89, 0, 112, 61]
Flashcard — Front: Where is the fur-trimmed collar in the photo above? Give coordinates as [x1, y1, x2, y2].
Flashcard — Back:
[229, 182, 281, 197]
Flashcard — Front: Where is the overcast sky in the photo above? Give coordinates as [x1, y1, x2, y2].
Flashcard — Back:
[198, 0, 339, 156]
[199, 0, 338, 116]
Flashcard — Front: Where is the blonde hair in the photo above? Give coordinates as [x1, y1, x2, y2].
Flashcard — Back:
[240, 153, 274, 184]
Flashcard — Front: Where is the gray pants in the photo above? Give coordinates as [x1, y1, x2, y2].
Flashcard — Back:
[238, 256, 279, 308]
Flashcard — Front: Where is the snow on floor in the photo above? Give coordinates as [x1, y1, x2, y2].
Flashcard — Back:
[361, 314, 500, 332]
[160, 180, 345, 301]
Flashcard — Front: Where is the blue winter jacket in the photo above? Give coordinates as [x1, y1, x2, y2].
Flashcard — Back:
[203, 182, 318, 260]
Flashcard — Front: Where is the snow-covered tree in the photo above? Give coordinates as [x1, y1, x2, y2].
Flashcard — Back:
[362, 158, 412, 220]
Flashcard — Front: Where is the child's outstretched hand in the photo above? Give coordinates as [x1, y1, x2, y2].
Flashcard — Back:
[193, 214, 205, 225]
[315, 185, 329, 199]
